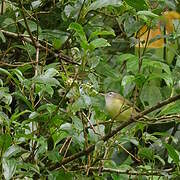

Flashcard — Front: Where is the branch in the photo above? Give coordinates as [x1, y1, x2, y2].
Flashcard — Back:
[71, 166, 173, 176]
[50, 93, 180, 168]
[0, 29, 79, 65]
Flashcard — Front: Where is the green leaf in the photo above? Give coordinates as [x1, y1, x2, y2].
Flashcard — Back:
[148, 73, 173, 87]
[138, 147, 154, 160]
[89, 30, 115, 41]
[33, 76, 60, 86]
[3, 145, 24, 158]
[0, 134, 12, 152]
[13, 92, 33, 111]
[10, 110, 31, 122]
[44, 68, 59, 77]
[48, 150, 62, 163]
[143, 59, 171, 74]
[124, 0, 148, 10]
[90, 38, 111, 49]
[20, 20, 39, 32]
[164, 143, 179, 164]
[0, 87, 12, 105]
[69, 22, 87, 42]
[2, 158, 16, 180]
[122, 75, 135, 96]
[88, 0, 123, 11]
[140, 84, 162, 107]
[159, 101, 180, 115]
[137, 11, 159, 18]
[0, 68, 20, 86]
[0, 31, 6, 42]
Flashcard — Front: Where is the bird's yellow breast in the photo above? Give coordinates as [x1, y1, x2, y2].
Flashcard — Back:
[106, 97, 133, 121]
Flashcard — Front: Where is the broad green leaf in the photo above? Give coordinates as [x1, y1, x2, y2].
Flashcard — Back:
[0, 134, 12, 151]
[33, 76, 60, 86]
[13, 92, 33, 111]
[137, 11, 159, 18]
[89, 38, 111, 49]
[2, 18, 14, 26]
[143, 59, 171, 74]
[88, 0, 123, 11]
[47, 150, 62, 162]
[0, 68, 20, 86]
[11, 69, 24, 83]
[20, 20, 39, 32]
[140, 84, 162, 107]
[29, 111, 40, 119]
[37, 104, 57, 113]
[68, 22, 87, 42]
[0, 87, 12, 105]
[121, 75, 135, 86]
[159, 101, 180, 115]
[44, 68, 59, 77]
[122, 75, 136, 96]
[148, 73, 173, 87]
[10, 110, 31, 122]
[0, 112, 10, 124]
[3, 145, 24, 158]
[124, 0, 148, 10]
[138, 147, 154, 160]
[164, 143, 179, 164]
[0, 31, 6, 42]
[2, 158, 16, 180]
[89, 30, 115, 41]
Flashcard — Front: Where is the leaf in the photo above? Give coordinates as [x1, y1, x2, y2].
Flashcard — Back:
[0, 87, 12, 105]
[48, 150, 62, 163]
[10, 110, 31, 122]
[143, 59, 171, 74]
[140, 84, 162, 107]
[0, 31, 6, 42]
[88, 0, 123, 11]
[0, 134, 12, 152]
[13, 92, 33, 111]
[90, 38, 111, 49]
[164, 143, 179, 164]
[137, 11, 159, 18]
[148, 73, 173, 87]
[2, 158, 16, 180]
[138, 147, 154, 160]
[124, 0, 148, 10]
[68, 22, 87, 42]
[122, 75, 136, 96]
[159, 101, 180, 115]
[89, 30, 115, 41]
[33, 76, 60, 86]
[20, 20, 39, 32]
[0, 112, 10, 125]
[0, 68, 20, 86]
[11, 69, 24, 83]
[3, 145, 24, 158]
[44, 68, 59, 77]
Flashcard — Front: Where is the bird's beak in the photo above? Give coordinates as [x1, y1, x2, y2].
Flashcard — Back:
[100, 93, 105, 96]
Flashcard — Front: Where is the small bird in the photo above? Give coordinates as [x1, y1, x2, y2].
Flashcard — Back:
[104, 92, 137, 121]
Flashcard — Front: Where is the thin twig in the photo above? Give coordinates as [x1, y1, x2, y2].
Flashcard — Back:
[51, 93, 180, 167]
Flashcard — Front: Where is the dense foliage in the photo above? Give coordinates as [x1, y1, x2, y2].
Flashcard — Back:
[0, 0, 180, 179]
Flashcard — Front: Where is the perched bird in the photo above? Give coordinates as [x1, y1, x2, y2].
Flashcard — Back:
[104, 92, 138, 121]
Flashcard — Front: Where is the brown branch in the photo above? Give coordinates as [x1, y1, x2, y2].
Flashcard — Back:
[0, 29, 79, 65]
[71, 166, 173, 176]
[50, 93, 180, 169]
[0, 61, 36, 67]
[18, 0, 37, 47]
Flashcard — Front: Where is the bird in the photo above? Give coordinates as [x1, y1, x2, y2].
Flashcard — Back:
[104, 92, 138, 121]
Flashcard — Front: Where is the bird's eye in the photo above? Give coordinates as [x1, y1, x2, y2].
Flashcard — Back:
[108, 92, 113, 96]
